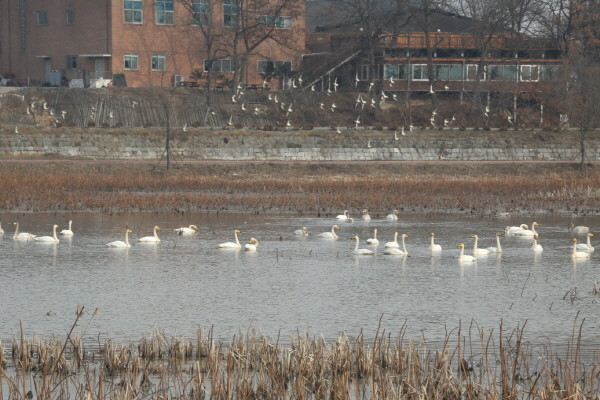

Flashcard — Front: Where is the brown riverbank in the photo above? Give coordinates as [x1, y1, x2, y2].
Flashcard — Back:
[0, 158, 599, 215]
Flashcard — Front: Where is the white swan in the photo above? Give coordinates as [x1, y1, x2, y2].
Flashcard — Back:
[107, 229, 133, 248]
[384, 234, 408, 255]
[245, 237, 259, 251]
[0, 221, 4, 235]
[514, 222, 539, 237]
[386, 210, 399, 220]
[351, 236, 374, 255]
[470, 235, 490, 255]
[174, 225, 198, 235]
[485, 233, 503, 253]
[366, 229, 379, 245]
[505, 224, 529, 235]
[219, 230, 241, 248]
[457, 243, 476, 263]
[531, 234, 543, 252]
[335, 210, 349, 220]
[430, 232, 442, 252]
[317, 225, 340, 239]
[138, 226, 161, 242]
[571, 238, 591, 259]
[60, 220, 74, 236]
[294, 227, 309, 237]
[570, 223, 590, 234]
[361, 210, 371, 221]
[34, 224, 60, 243]
[576, 233, 595, 252]
[13, 222, 36, 240]
[384, 232, 399, 248]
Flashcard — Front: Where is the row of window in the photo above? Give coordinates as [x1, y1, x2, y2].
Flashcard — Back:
[358, 64, 560, 82]
[36, 9, 73, 26]
[122, 0, 292, 28]
[121, 54, 292, 74]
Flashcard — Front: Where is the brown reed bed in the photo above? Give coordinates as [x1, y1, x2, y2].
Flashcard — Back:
[1, 319, 599, 400]
[1, 160, 600, 215]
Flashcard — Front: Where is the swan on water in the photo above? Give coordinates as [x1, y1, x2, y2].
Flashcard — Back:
[174, 225, 198, 235]
[569, 223, 590, 234]
[0, 221, 4, 235]
[571, 238, 591, 259]
[386, 210, 399, 221]
[351, 236, 374, 255]
[60, 220, 74, 236]
[531, 234, 543, 252]
[384, 232, 399, 248]
[13, 222, 36, 240]
[294, 227, 309, 237]
[384, 234, 408, 255]
[34, 224, 60, 243]
[469, 235, 490, 255]
[457, 244, 476, 263]
[219, 229, 241, 248]
[138, 226, 161, 242]
[430, 232, 442, 252]
[505, 224, 529, 235]
[484, 233, 503, 253]
[366, 229, 379, 245]
[514, 222, 539, 237]
[361, 210, 371, 221]
[317, 225, 340, 239]
[107, 229, 133, 248]
[336, 210, 349, 220]
[245, 237, 259, 251]
[576, 233, 595, 252]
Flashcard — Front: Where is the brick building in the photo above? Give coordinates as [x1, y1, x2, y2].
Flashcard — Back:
[0, 0, 305, 88]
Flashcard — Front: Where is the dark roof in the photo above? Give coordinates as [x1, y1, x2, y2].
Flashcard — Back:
[306, 0, 476, 34]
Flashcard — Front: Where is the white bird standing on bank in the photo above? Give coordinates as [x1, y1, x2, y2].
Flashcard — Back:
[351, 236, 374, 255]
[107, 229, 133, 248]
[60, 220, 74, 236]
[174, 225, 198, 235]
[219, 230, 241, 248]
[35, 224, 60, 243]
[366, 229, 379, 245]
[138, 226, 161, 242]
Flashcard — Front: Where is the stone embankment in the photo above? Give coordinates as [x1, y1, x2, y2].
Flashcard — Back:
[0, 126, 596, 161]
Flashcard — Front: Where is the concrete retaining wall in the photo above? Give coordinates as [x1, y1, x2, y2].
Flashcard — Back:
[0, 127, 597, 161]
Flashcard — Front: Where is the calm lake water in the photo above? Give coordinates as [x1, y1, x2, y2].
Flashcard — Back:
[1, 212, 599, 352]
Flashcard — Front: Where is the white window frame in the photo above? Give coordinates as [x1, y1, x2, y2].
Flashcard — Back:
[465, 64, 483, 81]
[192, 0, 210, 25]
[411, 64, 428, 81]
[155, 0, 174, 25]
[36, 10, 48, 25]
[520, 65, 539, 82]
[204, 59, 234, 72]
[223, 0, 238, 28]
[259, 15, 292, 29]
[151, 53, 166, 71]
[124, 53, 139, 70]
[124, 0, 143, 24]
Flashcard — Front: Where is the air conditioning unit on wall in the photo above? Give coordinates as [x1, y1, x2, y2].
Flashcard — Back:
[173, 74, 185, 87]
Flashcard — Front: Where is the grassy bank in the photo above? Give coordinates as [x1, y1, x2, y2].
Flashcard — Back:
[0, 160, 599, 215]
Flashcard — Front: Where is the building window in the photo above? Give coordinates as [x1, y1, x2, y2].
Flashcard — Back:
[257, 60, 292, 75]
[66, 55, 77, 70]
[204, 59, 234, 72]
[541, 65, 560, 81]
[465, 64, 480, 80]
[520, 65, 539, 82]
[384, 64, 408, 80]
[258, 15, 292, 29]
[488, 65, 518, 81]
[434, 64, 462, 81]
[151, 53, 166, 71]
[124, 53, 139, 70]
[357, 65, 369, 81]
[192, 0, 210, 25]
[156, 0, 174, 25]
[124, 0, 143, 24]
[66, 9, 74, 25]
[223, 0, 238, 27]
[411, 64, 429, 80]
[36, 10, 48, 25]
